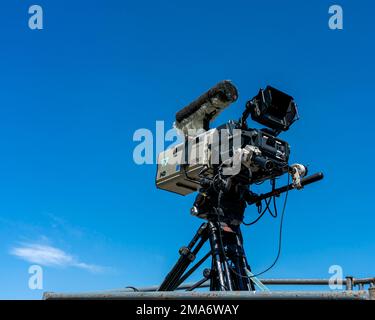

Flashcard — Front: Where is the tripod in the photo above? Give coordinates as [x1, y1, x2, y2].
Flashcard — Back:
[158, 172, 323, 292]
[158, 220, 255, 291]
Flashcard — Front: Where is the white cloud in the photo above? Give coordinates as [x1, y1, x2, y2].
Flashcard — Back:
[10, 243, 106, 273]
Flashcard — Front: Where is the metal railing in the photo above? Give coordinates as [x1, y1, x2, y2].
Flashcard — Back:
[44, 276, 375, 300]
[124, 276, 375, 292]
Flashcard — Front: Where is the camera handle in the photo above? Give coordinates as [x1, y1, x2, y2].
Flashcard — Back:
[246, 172, 324, 206]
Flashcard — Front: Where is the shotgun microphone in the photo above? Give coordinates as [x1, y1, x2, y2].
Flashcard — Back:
[174, 80, 238, 136]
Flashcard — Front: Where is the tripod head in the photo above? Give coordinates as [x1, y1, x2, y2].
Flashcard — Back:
[191, 160, 323, 225]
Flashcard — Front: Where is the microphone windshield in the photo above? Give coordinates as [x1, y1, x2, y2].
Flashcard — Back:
[175, 80, 238, 136]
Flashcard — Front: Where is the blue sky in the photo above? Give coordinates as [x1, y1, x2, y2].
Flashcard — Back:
[0, 0, 374, 299]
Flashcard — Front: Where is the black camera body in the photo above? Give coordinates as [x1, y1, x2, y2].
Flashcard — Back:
[156, 81, 297, 198]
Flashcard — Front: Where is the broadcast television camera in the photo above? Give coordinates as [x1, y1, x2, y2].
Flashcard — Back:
[156, 80, 301, 198]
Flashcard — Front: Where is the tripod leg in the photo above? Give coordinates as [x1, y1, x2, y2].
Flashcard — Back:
[233, 226, 255, 291]
[207, 222, 234, 291]
[158, 223, 208, 291]
[209, 258, 216, 291]
[221, 227, 246, 290]
[220, 229, 234, 291]
[175, 251, 211, 288]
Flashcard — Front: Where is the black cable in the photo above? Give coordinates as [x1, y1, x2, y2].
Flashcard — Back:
[182, 165, 200, 183]
[254, 180, 265, 186]
[270, 195, 278, 218]
[247, 173, 290, 278]
[268, 179, 277, 218]
[242, 197, 271, 226]
[125, 286, 139, 292]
